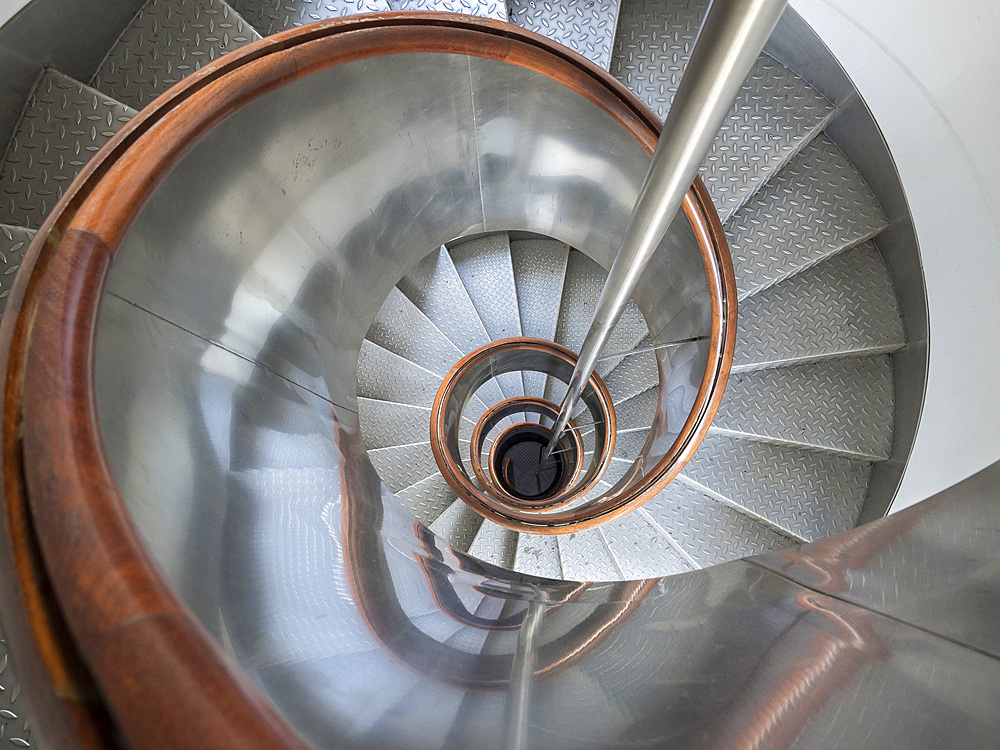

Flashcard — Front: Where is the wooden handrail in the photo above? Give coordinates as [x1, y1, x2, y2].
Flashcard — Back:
[0, 13, 726, 747]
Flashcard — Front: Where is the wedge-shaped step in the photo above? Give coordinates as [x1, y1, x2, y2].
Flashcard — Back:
[395, 472, 457, 527]
[558, 528, 622, 581]
[227, 0, 389, 36]
[701, 55, 834, 221]
[398, 245, 523, 403]
[513, 533, 562, 579]
[726, 134, 888, 299]
[610, 0, 707, 116]
[601, 511, 693, 578]
[450, 233, 523, 342]
[369, 286, 469, 377]
[679, 433, 873, 541]
[600, 339, 659, 405]
[358, 398, 437, 449]
[388, 0, 507, 21]
[429, 498, 484, 551]
[509, 0, 622, 70]
[711, 355, 894, 460]
[367, 441, 444, 492]
[91, 0, 261, 110]
[0, 224, 34, 314]
[0, 69, 135, 229]
[643, 480, 797, 567]
[554, 250, 648, 375]
[511, 237, 569, 401]
[356, 340, 440, 406]
[467, 520, 517, 569]
[734, 241, 904, 371]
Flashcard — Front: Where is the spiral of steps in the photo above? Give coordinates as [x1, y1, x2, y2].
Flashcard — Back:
[0, 0, 915, 745]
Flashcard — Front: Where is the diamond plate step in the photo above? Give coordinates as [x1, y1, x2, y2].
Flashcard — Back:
[0, 69, 136, 229]
[91, 0, 262, 110]
[387, 0, 506, 20]
[711, 355, 894, 460]
[643, 480, 798, 567]
[554, 250, 648, 376]
[359, 398, 471, 450]
[513, 533, 563, 579]
[509, 0, 622, 70]
[726, 134, 889, 300]
[610, 0, 707, 118]
[356, 340, 440, 406]
[395, 472, 458, 528]
[367, 441, 445, 492]
[0, 628, 35, 747]
[449, 233, 523, 342]
[734, 241, 904, 372]
[557, 528, 623, 581]
[429, 498, 484, 552]
[601, 510, 693, 578]
[226, 0, 389, 36]
[678, 432, 872, 542]
[511, 237, 569, 403]
[398, 245, 523, 405]
[0, 224, 34, 315]
[466, 520, 517, 568]
[601, 337, 659, 405]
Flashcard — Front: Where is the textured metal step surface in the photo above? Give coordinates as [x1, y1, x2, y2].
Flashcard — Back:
[610, 0, 707, 118]
[554, 250, 648, 376]
[356, 340, 441, 406]
[679, 433, 872, 542]
[429, 498, 484, 551]
[466, 520, 517, 568]
[725, 134, 888, 300]
[358, 398, 439, 449]
[643, 480, 797, 567]
[387, 0, 507, 21]
[513, 533, 563, 579]
[226, 0, 389, 36]
[367, 441, 444, 492]
[0, 225, 34, 315]
[510, 237, 569, 402]
[601, 511, 693, 578]
[91, 0, 262, 110]
[0, 631, 35, 747]
[557, 528, 622, 581]
[508, 0, 622, 70]
[701, 55, 834, 221]
[398, 245, 524, 404]
[449, 233, 523, 343]
[600, 338, 659, 405]
[395, 472, 457, 527]
[0, 69, 135, 229]
[734, 241, 904, 372]
[711, 355, 895, 460]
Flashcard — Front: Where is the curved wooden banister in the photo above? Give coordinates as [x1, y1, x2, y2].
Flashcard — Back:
[0, 14, 729, 748]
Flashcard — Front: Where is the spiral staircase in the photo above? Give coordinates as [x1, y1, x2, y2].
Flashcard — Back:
[0, 0, 986, 747]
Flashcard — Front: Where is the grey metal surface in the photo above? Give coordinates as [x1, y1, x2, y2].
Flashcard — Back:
[0, 634, 34, 747]
[679, 432, 872, 541]
[644, 480, 797, 567]
[510, 237, 569, 402]
[356, 340, 441, 407]
[609, 0, 708, 118]
[557, 529, 623, 581]
[428, 498, 484, 551]
[0, 68, 135, 229]
[600, 338, 659, 405]
[601, 511, 693, 578]
[734, 241, 904, 371]
[725, 133, 888, 299]
[467, 520, 518, 569]
[226, 0, 390, 36]
[368, 286, 467, 377]
[358, 398, 436, 450]
[367, 441, 443, 492]
[395, 472, 457, 527]
[513, 533, 563, 579]
[611, 386, 656, 433]
[711, 355, 895, 460]
[508, 0, 621, 70]
[90, 0, 261, 110]
[0, 224, 34, 316]
[387, 0, 507, 21]
[450, 233, 523, 343]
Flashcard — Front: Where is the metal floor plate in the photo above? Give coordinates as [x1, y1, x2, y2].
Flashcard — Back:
[356, 340, 441, 406]
[395, 472, 458, 527]
[513, 533, 563, 579]
[0, 225, 34, 315]
[0, 69, 135, 229]
[429, 498, 484, 551]
[601, 511, 693, 578]
[466, 520, 518, 568]
[388, 0, 507, 20]
[557, 528, 623, 581]
[226, 0, 390, 36]
[509, 0, 622, 70]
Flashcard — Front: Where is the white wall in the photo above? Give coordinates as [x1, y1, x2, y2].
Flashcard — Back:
[0, 0, 25, 27]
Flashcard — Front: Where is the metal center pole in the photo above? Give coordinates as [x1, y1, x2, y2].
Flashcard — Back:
[545, 0, 787, 458]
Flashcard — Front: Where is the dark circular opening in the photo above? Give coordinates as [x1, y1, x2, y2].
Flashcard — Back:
[492, 424, 574, 501]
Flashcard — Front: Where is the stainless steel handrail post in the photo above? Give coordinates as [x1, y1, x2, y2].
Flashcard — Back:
[545, 0, 786, 457]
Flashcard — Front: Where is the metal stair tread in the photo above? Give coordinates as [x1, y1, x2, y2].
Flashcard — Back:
[449, 233, 524, 343]
[601, 510, 694, 578]
[387, 0, 507, 21]
[513, 533, 563, 579]
[226, 0, 390, 36]
[725, 133, 889, 300]
[509, 0, 622, 70]
[466, 519, 518, 569]
[395, 472, 459, 527]
[733, 240, 905, 372]
[429, 498, 484, 552]
[356, 339, 441, 406]
[557, 527, 624, 581]
[710, 355, 894, 460]
[678, 432, 872, 541]
[91, 0, 262, 110]
[0, 68, 136, 229]
[367, 441, 450, 492]
[0, 224, 35, 314]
